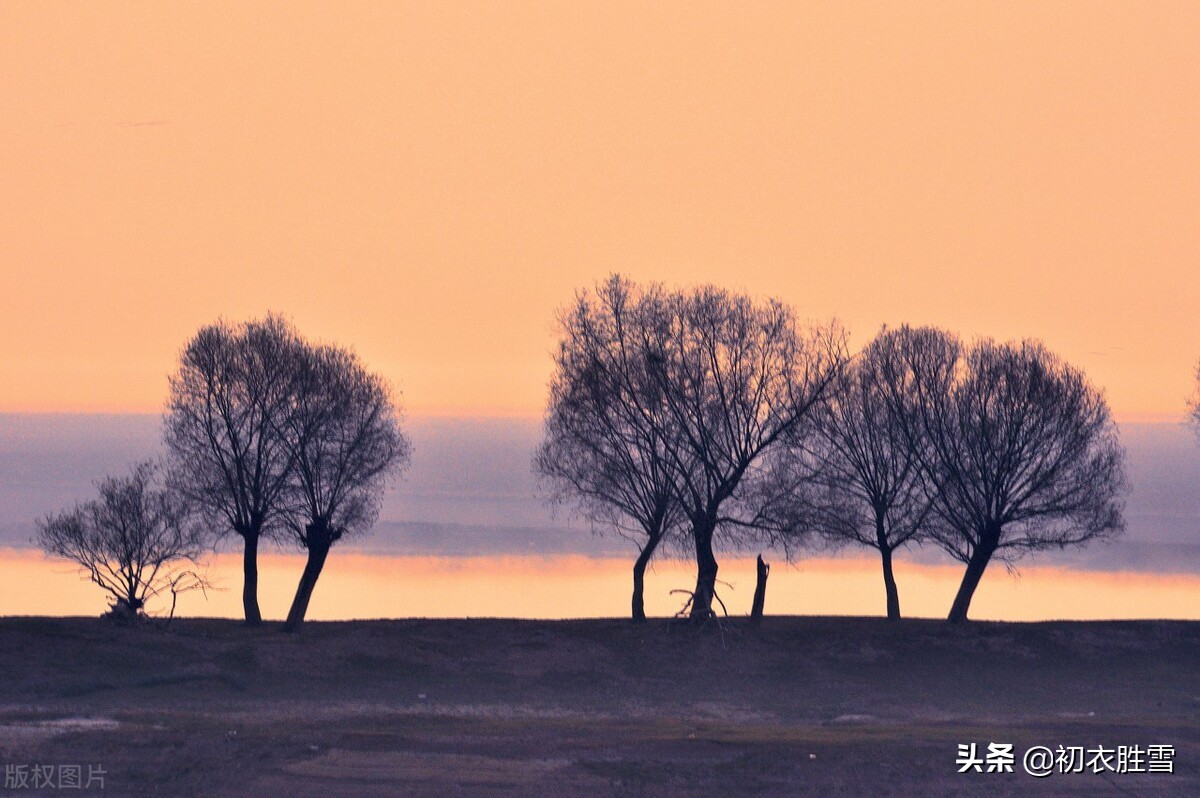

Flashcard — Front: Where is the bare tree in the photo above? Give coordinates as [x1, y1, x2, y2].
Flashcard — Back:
[163, 316, 298, 625]
[896, 335, 1127, 622]
[645, 286, 847, 620]
[535, 276, 686, 622]
[1189, 357, 1200, 431]
[37, 462, 207, 621]
[277, 340, 411, 633]
[800, 327, 937, 620]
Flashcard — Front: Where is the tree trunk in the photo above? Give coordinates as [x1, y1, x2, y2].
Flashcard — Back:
[689, 518, 719, 621]
[631, 532, 662, 623]
[880, 546, 901, 621]
[242, 530, 263, 626]
[750, 554, 769, 626]
[947, 538, 997, 623]
[283, 536, 331, 633]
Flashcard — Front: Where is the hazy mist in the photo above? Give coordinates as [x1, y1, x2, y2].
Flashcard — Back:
[0, 414, 1196, 571]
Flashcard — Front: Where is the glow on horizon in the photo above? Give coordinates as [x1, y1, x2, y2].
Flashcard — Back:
[2, 3, 1199, 419]
[3, 549, 1198, 623]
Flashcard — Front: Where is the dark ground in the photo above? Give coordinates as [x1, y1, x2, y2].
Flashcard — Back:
[0, 616, 1196, 796]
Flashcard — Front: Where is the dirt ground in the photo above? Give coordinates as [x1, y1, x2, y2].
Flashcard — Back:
[0, 615, 1196, 796]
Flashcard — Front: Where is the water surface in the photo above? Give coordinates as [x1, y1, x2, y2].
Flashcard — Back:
[3, 548, 1197, 622]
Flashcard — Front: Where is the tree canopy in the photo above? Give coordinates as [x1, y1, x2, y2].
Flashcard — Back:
[37, 461, 207, 621]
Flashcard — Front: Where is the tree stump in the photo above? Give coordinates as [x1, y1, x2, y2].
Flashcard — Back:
[750, 554, 770, 626]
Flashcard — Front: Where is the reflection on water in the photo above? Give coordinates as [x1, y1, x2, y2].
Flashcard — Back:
[1, 547, 1198, 622]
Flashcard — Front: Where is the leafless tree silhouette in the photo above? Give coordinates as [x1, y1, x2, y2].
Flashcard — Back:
[36, 461, 207, 621]
[644, 285, 846, 621]
[887, 331, 1127, 622]
[797, 327, 938, 620]
[164, 316, 299, 625]
[277, 340, 410, 633]
[535, 276, 687, 621]
[1189, 357, 1200, 432]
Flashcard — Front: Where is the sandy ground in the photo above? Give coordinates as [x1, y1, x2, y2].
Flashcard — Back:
[0, 615, 1196, 796]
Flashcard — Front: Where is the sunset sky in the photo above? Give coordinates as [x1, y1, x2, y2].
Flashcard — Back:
[2, 2, 1198, 419]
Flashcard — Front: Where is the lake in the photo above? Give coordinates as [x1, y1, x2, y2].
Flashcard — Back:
[3, 547, 1198, 622]
[2, 414, 1199, 622]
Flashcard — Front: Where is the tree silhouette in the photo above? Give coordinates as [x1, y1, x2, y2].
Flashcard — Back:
[164, 316, 299, 625]
[37, 461, 207, 621]
[535, 276, 687, 621]
[644, 285, 846, 620]
[889, 333, 1127, 622]
[1189, 357, 1200, 432]
[800, 327, 937, 620]
[277, 340, 410, 633]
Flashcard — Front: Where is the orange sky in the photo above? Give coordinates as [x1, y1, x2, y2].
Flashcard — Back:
[1, 2, 1198, 419]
